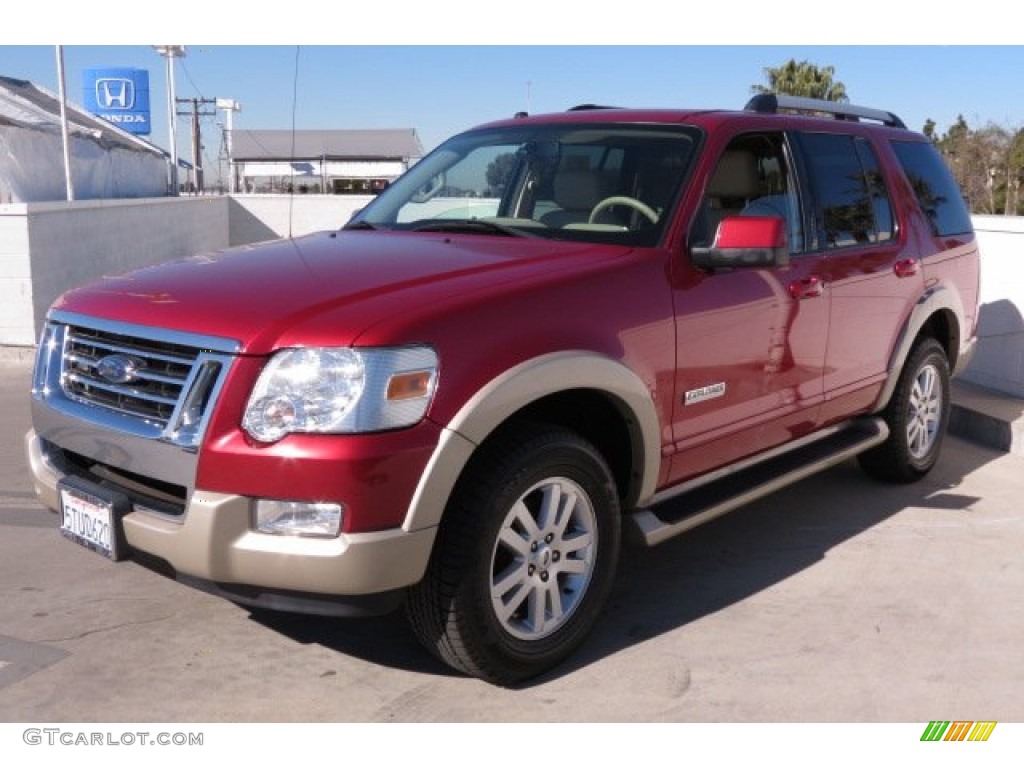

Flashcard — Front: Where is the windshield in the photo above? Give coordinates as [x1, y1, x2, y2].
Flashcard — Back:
[348, 122, 701, 247]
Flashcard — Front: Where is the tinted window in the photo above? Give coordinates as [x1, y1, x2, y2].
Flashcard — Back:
[800, 133, 891, 250]
[891, 140, 973, 237]
[855, 138, 895, 242]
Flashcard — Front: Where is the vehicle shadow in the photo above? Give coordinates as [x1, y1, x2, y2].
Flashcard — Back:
[960, 298, 1024, 399]
[249, 436, 998, 686]
[556, 440, 992, 684]
[249, 608, 457, 678]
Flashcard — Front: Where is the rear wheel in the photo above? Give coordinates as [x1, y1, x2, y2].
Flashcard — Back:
[858, 337, 950, 483]
[406, 424, 620, 685]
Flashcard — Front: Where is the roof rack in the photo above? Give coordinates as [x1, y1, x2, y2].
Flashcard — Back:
[744, 94, 906, 129]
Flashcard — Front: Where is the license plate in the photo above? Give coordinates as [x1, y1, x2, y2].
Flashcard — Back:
[59, 481, 125, 560]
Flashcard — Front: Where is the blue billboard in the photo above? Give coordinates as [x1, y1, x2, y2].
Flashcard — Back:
[83, 68, 151, 135]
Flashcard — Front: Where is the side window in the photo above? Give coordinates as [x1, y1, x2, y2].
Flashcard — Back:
[855, 138, 895, 242]
[693, 132, 805, 253]
[890, 140, 973, 237]
[800, 132, 893, 250]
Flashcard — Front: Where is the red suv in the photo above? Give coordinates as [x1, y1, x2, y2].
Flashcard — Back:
[27, 95, 980, 684]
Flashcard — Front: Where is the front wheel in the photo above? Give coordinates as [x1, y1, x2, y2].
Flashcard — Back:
[858, 337, 951, 483]
[406, 424, 621, 685]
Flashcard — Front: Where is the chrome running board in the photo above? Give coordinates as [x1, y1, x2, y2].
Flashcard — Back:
[628, 417, 889, 547]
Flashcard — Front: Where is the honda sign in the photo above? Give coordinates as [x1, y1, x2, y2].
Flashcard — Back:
[83, 68, 151, 135]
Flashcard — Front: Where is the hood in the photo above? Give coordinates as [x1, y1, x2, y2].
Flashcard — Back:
[53, 230, 629, 355]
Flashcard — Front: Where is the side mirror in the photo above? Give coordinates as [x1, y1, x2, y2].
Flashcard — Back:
[691, 215, 790, 270]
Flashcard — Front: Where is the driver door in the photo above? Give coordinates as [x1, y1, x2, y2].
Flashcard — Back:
[667, 130, 831, 483]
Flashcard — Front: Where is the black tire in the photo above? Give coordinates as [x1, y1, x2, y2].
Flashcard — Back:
[406, 424, 621, 685]
[858, 337, 951, 483]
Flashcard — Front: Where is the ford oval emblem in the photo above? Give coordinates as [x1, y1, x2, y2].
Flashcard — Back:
[95, 354, 144, 385]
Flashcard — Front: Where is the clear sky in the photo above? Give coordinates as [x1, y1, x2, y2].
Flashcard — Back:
[3, 4, 1024, 176]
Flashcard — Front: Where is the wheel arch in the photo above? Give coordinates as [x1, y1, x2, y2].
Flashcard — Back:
[402, 351, 661, 533]
[872, 286, 965, 413]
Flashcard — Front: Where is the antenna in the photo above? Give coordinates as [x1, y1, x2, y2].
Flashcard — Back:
[288, 46, 301, 238]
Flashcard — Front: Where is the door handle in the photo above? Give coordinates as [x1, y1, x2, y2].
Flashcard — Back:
[894, 258, 920, 278]
[789, 275, 824, 299]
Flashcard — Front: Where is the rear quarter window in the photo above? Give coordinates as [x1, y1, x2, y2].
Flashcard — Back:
[890, 141, 973, 237]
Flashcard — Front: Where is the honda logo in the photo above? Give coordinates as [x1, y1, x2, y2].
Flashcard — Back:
[95, 78, 135, 110]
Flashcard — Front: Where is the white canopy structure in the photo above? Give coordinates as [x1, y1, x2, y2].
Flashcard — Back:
[0, 75, 169, 203]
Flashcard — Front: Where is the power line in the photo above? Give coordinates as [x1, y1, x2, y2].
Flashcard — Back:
[178, 59, 206, 100]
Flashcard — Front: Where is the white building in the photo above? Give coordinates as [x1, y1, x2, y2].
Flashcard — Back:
[232, 128, 423, 194]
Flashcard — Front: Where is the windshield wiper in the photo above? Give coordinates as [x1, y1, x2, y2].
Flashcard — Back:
[410, 220, 531, 238]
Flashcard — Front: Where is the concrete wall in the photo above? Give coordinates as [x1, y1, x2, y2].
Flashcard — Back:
[2, 196, 1023, 402]
[227, 194, 370, 243]
[961, 216, 1024, 398]
[0, 206, 33, 346]
[0, 195, 366, 347]
[0, 197, 231, 346]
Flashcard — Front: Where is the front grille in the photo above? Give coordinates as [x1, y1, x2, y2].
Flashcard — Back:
[46, 318, 237, 447]
[63, 326, 202, 428]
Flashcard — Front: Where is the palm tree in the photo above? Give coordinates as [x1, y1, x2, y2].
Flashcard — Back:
[752, 59, 849, 103]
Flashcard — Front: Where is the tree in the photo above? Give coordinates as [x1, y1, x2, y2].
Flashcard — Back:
[1007, 128, 1024, 215]
[933, 114, 1024, 215]
[485, 152, 517, 195]
[752, 59, 849, 102]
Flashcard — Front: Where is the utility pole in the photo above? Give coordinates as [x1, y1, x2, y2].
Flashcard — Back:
[176, 97, 216, 193]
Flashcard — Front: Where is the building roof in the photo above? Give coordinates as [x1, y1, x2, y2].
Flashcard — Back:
[0, 75, 168, 158]
[233, 129, 423, 162]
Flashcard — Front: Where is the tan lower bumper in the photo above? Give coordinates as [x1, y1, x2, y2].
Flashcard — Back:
[26, 429, 437, 597]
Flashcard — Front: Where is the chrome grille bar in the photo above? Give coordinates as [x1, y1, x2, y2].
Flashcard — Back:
[64, 332, 196, 367]
[63, 327, 198, 428]
[35, 311, 239, 449]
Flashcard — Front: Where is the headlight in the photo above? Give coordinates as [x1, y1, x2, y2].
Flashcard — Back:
[242, 346, 438, 442]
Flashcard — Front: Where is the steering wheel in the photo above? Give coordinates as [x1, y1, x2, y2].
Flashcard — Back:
[588, 196, 659, 225]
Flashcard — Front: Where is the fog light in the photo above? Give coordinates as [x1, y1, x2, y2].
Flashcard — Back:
[255, 500, 343, 537]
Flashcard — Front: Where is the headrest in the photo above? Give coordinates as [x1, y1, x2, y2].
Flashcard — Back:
[707, 150, 760, 198]
[552, 170, 610, 211]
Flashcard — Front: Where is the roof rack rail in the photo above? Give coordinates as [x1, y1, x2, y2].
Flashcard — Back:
[744, 94, 906, 129]
[567, 104, 621, 112]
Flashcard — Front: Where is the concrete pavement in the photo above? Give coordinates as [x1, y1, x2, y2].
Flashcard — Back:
[1, 356, 1023, 721]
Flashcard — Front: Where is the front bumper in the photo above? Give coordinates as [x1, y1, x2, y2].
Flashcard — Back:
[26, 429, 437, 612]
